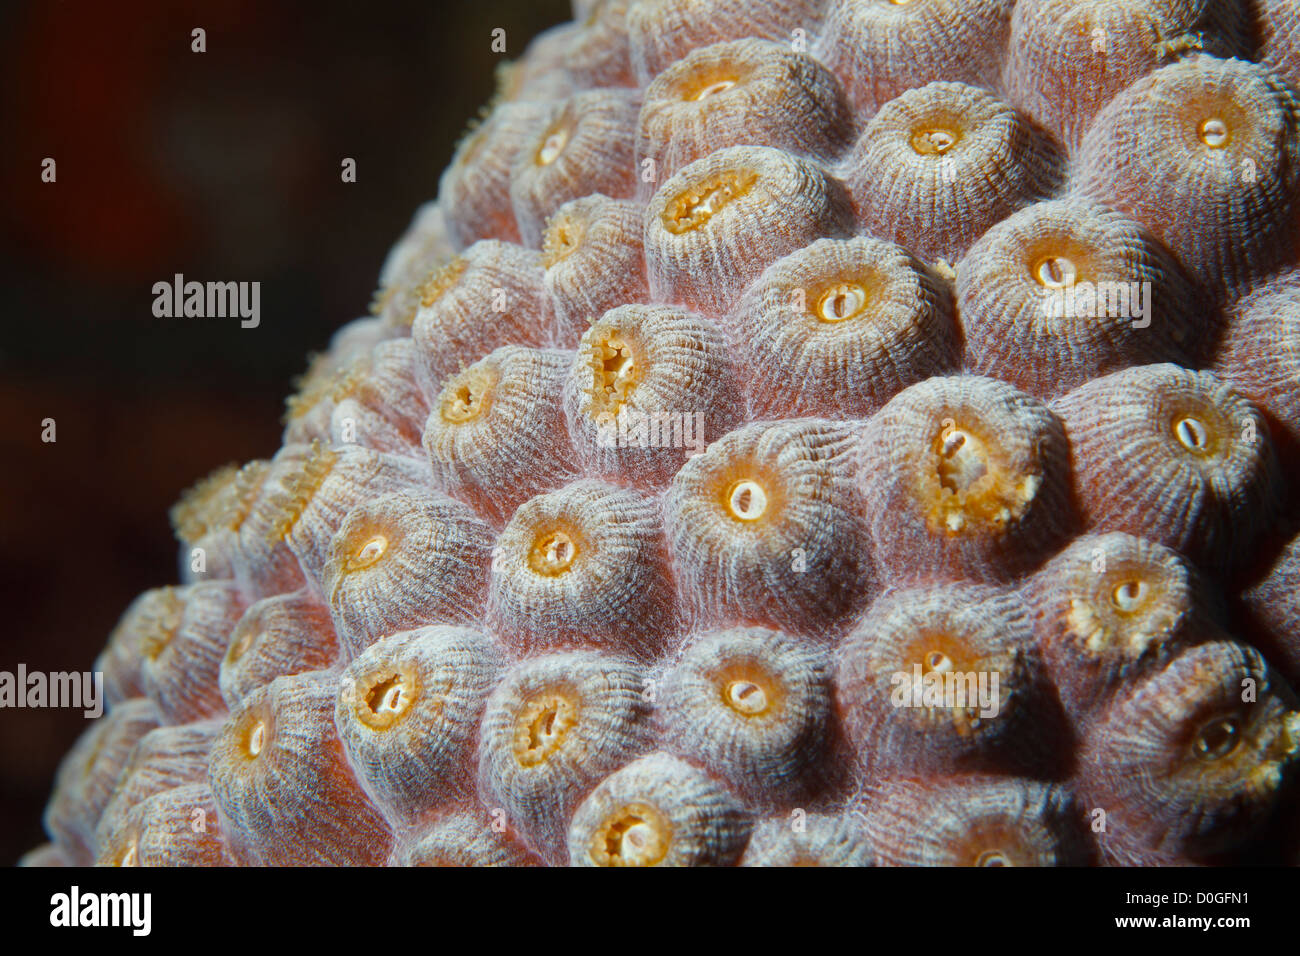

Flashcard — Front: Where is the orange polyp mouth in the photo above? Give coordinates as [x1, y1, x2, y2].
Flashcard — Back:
[228, 627, 258, 663]
[715, 659, 783, 717]
[246, 719, 268, 758]
[355, 666, 420, 731]
[346, 533, 389, 572]
[512, 690, 579, 767]
[1110, 578, 1149, 614]
[961, 822, 1027, 866]
[440, 366, 497, 424]
[1165, 402, 1227, 460]
[528, 528, 580, 576]
[1023, 236, 1097, 292]
[815, 280, 872, 323]
[910, 127, 961, 155]
[536, 125, 570, 166]
[1192, 715, 1243, 762]
[587, 330, 640, 416]
[900, 629, 978, 678]
[724, 678, 769, 715]
[1032, 255, 1077, 289]
[917, 418, 1040, 537]
[590, 802, 671, 866]
[725, 478, 769, 521]
[1197, 117, 1231, 149]
[689, 76, 739, 100]
[1171, 415, 1213, 454]
[662, 169, 758, 234]
[542, 211, 586, 268]
[1181, 91, 1250, 153]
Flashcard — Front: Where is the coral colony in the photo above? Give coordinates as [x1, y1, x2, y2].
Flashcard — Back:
[25, 0, 1300, 867]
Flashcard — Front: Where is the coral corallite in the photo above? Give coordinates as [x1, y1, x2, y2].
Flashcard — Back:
[35, 0, 1300, 868]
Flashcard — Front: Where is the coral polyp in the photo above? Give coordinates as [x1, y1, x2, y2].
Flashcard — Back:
[637, 38, 854, 180]
[845, 81, 1061, 262]
[1051, 364, 1281, 572]
[856, 375, 1074, 584]
[1078, 642, 1300, 862]
[645, 145, 854, 316]
[1075, 54, 1300, 297]
[725, 236, 960, 418]
[957, 198, 1197, 396]
[477, 651, 652, 860]
[658, 628, 834, 801]
[33, 0, 1300, 869]
[835, 585, 1057, 778]
[863, 776, 1093, 866]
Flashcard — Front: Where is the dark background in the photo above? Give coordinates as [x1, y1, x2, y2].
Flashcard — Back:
[1, 0, 569, 864]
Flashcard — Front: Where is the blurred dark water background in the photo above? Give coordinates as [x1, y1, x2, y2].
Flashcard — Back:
[0, 0, 569, 863]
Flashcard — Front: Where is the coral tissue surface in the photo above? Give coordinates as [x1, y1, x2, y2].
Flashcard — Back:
[30, 0, 1300, 867]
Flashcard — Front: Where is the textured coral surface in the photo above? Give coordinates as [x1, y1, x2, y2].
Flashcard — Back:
[28, 0, 1300, 866]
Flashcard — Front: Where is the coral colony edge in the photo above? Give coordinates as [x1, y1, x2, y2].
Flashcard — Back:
[24, 0, 1300, 868]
